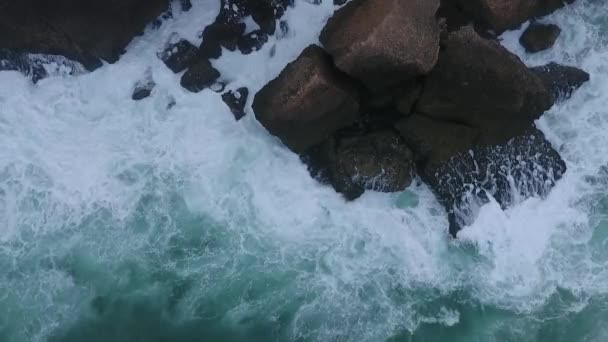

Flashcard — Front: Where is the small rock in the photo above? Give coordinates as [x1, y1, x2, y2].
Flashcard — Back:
[222, 87, 249, 120]
[520, 23, 561, 53]
[132, 76, 155, 101]
[320, 0, 440, 90]
[199, 21, 246, 59]
[530, 62, 590, 101]
[252, 45, 360, 153]
[180, 59, 220, 93]
[159, 39, 199, 73]
[237, 30, 269, 55]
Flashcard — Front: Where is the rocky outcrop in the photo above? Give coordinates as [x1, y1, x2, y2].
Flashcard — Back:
[0, 0, 169, 70]
[417, 26, 554, 144]
[320, 0, 440, 91]
[252, 45, 360, 153]
[520, 23, 561, 53]
[530, 62, 590, 101]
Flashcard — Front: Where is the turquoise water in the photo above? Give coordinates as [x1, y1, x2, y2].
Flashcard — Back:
[1, 0, 608, 341]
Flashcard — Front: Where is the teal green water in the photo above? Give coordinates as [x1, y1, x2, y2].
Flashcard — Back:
[1, 0, 608, 341]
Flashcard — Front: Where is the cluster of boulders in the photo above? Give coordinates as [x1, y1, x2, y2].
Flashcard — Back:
[0, 0, 591, 236]
[251, 0, 589, 236]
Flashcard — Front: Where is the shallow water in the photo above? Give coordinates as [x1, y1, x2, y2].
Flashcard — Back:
[1, 1, 608, 341]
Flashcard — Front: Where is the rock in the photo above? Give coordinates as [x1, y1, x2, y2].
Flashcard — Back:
[199, 0, 294, 59]
[416, 26, 554, 144]
[530, 62, 590, 101]
[520, 23, 561, 53]
[394, 83, 423, 116]
[320, 0, 440, 91]
[180, 0, 192, 11]
[395, 114, 479, 176]
[252, 45, 360, 153]
[159, 39, 199, 73]
[304, 130, 416, 200]
[331, 130, 416, 193]
[450, 0, 538, 32]
[0, 0, 169, 70]
[180, 59, 220, 93]
[237, 31, 269, 55]
[449, 0, 577, 33]
[437, 0, 473, 32]
[435, 129, 565, 236]
[535, 0, 577, 18]
[132, 71, 155, 100]
[395, 115, 565, 236]
[222, 87, 249, 120]
[132, 83, 154, 101]
[0, 49, 48, 83]
[199, 21, 246, 59]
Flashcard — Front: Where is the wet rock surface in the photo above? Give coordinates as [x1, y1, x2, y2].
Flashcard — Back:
[252, 45, 360, 153]
[320, 0, 441, 91]
[520, 23, 562, 53]
[530, 62, 590, 101]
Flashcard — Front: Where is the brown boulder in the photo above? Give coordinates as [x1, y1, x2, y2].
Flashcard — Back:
[320, 0, 440, 91]
[416, 26, 554, 144]
[252, 45, 360, 153]
[0, 0, 169, 70]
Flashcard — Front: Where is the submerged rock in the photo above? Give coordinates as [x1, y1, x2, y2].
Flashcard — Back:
[0, 0, 169, 70]
[320, 0, 440, 90]
[530, 62, 590, 101]
[252, 45, 360, 153]
[417, 26, 553, 143]
[520, 23, 561, 53]
[222, 87, 249, 120]
[159, 39, 199, 73]
[395, 114, 565, 236]
[0, 49, 48, 83]
[180, 60, 220, 93]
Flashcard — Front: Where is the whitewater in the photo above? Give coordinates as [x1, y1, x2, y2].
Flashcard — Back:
[1, 0, 607, 341]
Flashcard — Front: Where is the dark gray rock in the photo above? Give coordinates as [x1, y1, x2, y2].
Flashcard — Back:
[530, 62, 590, 101]
[180, 59, 220, 93]
[0, 0, 169, 70]
[395, 114, 565, 237]
[159, 39, 199, 73]
[222, 87, 249, 120]
[520, 23, 561, 53]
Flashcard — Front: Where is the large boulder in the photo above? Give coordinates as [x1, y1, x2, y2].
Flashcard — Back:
[519, 23, 561, 53]
[416, 26, 554, 144]
[252, 45, 360, 153]
[448, 0, 577, 33]
[320, 0, 440, 91]
[0, 0, 169, 70]
[395, 114, 566, 236]
[530, 62, 590, 101]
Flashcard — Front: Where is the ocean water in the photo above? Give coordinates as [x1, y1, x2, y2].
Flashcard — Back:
[0, 0, 607, 341]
